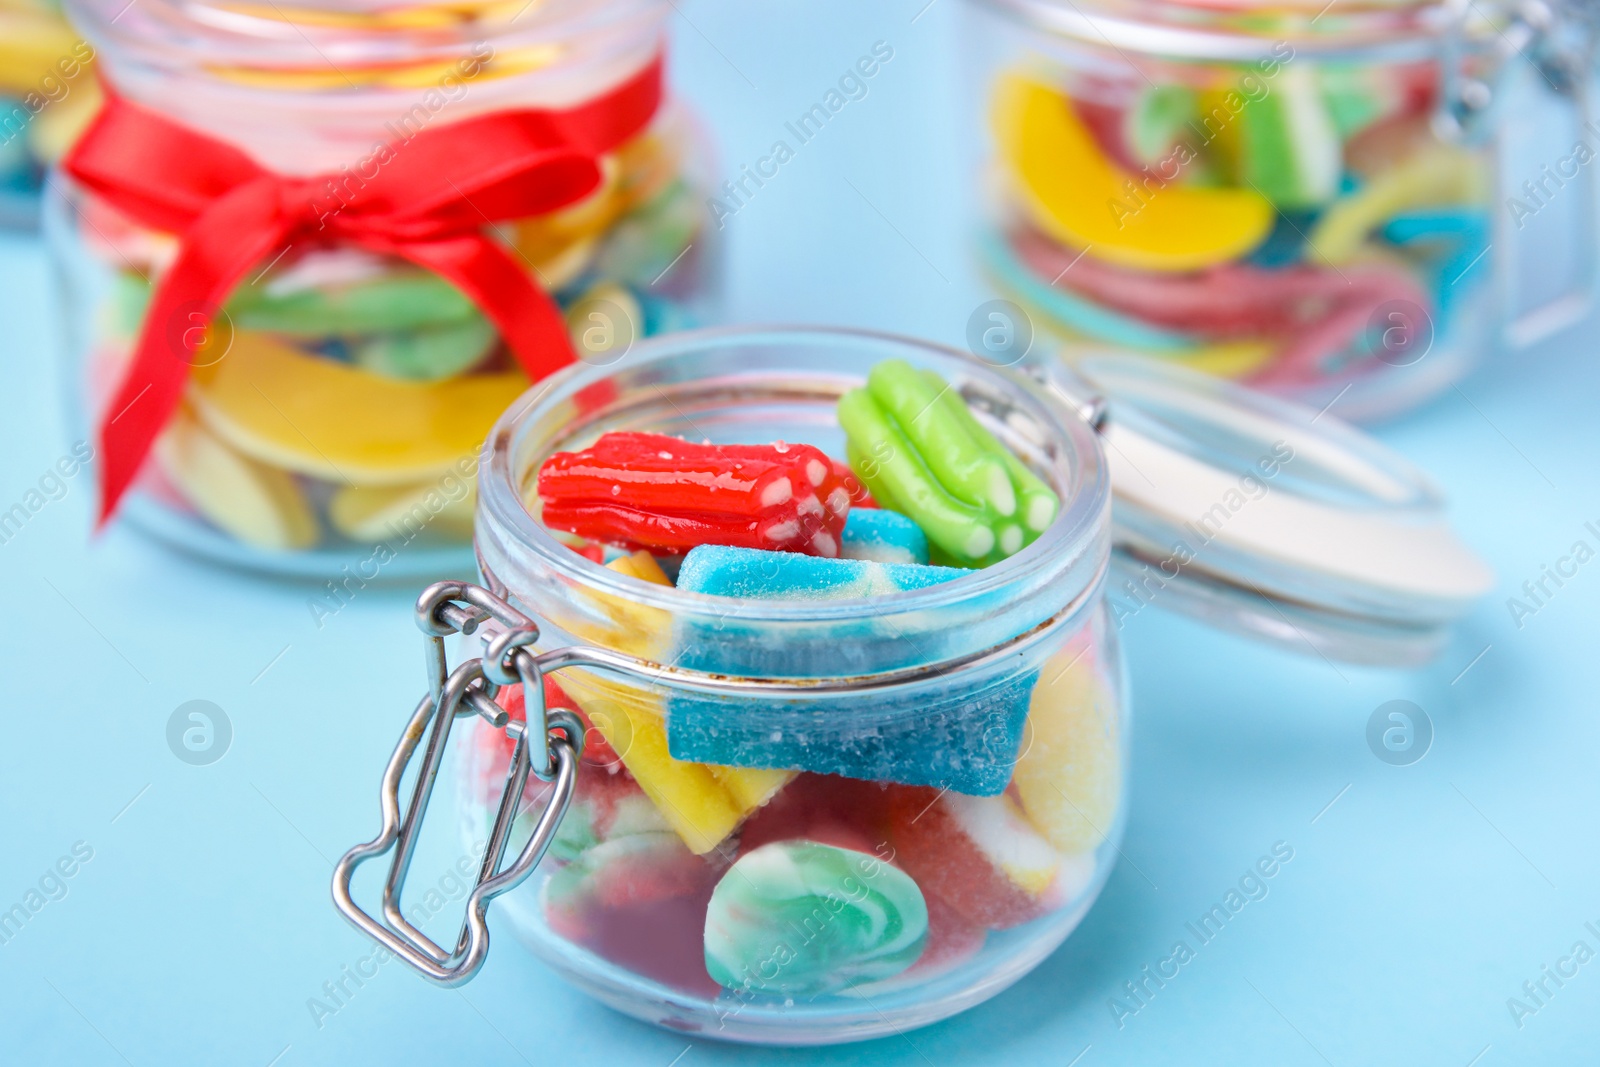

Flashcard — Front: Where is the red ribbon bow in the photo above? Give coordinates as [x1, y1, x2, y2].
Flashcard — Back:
[64, 56, 664, 525]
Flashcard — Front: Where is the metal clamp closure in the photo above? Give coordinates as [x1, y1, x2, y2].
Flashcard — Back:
[331, 581, 585, 987]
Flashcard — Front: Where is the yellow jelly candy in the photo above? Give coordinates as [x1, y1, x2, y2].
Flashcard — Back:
[204, 43, 558, 91]
[565, 282, 642, 362]
[0, 11, 81, 96]
[30, 77, 102, 165]
[557, 553, 793, 855]
[994, 74, 1274, 273]
[187, 330, 527, 487]
[328, 480, 475, 543]
[1308, 145, 1485, 266]
[1012, 639, 1122, 854]
[214, 0, 529, 31]
[156, 409, 319, 551]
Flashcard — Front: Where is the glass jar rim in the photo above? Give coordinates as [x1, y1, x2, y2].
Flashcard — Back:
[67, 0, 667, 74]
[476, 325, 1111, 627]
[966, 0, 1506, 61]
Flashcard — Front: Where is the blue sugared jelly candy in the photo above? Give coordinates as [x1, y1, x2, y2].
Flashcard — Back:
[840, 508, 930, 565]
[667, 545, 1035, 796]
[676, 543, 956, 599]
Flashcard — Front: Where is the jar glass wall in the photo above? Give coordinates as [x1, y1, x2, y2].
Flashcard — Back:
[49, 0, 720, 576]
[453, 329, 1126, 1043]
[963, 0, 1503, 422]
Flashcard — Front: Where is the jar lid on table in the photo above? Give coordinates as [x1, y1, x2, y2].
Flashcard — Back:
[1047, 353, 1492, 664]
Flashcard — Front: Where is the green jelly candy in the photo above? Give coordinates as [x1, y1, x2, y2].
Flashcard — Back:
[919, 369, 1059, 535]
[349, 315, 498, 381]
[838, 387, 996, 564]
[1125, 84, 1199, 165]
[229, 270, 480, 336]
[1237, 64, 1341, 210]
[840, 364, 1062, 565]
[704, 840, 928, 997]
[868, 359, 1015, 516]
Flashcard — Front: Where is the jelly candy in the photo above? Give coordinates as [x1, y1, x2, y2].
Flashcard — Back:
[348, 318, 499, 382]
[887, 787, 1070, 929]
[1236, 65, 1341, 210]
[669, 546, 1035, 796]
[229, 267, 481, 336]
[537, 432, 847, 557]
[839, 361, 1057, 565]
[188, 330, 527, 485]
[1307, 144, 1484, 265]
[736, 774, 895, 855]
[563, 282, 643, 362]
[993, 74, 1274, 272]
[327, 480, 475, 543]
[703, 840, 928, 996]
[155, 410, 319, 551]
[556, 553, 793, 855]
[1011, 642, 1122, 854]
[840, 508, 929, 565]
[905, 890, 987, 980]
[546, 828, 726, 996]
[982, 231, 1211, 354]
[674, 544, 963, 600]
[672, 690, 1034, 799]
[1123, 84, 1199, 167]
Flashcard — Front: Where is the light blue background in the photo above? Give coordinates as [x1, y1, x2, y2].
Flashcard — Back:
[2, 2, 1597, 1064]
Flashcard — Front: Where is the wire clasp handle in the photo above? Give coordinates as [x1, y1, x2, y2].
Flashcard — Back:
[330, 582, 585, 987]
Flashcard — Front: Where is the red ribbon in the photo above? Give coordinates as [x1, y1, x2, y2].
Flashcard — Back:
[64, 56, 664, 525]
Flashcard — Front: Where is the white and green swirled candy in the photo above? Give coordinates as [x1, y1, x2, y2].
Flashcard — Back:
[704, 840, 928, 997]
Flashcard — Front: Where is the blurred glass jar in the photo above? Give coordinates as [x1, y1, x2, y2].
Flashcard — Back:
[48, 0, 719, 576]
[0, 0, 99, 226]
[962, 0, 1599, 421]
[332, 328, 1490, 1044]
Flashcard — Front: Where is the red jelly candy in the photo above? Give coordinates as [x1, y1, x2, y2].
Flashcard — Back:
[497, 677, 623, 769]
[737, 773, 896, 856]
[886, 785, 1064, 930]
[536, 432, 848, 557]
[907, 889, 986, 978]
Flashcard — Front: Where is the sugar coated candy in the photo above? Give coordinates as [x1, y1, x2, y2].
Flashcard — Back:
[839, 360, 1058, 566]
[675, 543, 962, 600]
[553, 552, 793, 855]
[703, 840, 929, 996]
[887, 787, 1084, 929]
[839, 508, 929, 565]
[537, 432, 849, 557]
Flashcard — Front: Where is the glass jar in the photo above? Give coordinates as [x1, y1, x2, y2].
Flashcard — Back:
[0, 0, 98, 227]
[331, 328, 1491, 1044]
[48, 0, 719, 576]
[962, 0, 1598, 421]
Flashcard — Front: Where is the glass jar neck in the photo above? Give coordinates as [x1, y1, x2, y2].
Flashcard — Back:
[66, 0, 668, 173]
[473, 327, 1113, 681]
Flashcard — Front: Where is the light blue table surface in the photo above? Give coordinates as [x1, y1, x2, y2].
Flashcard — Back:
[2, 3, 1597, 1064]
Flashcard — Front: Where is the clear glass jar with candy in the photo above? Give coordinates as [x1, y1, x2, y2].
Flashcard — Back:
[48, 0, 717, 575]
[961, 0, 1599, 421]
[330, 327, 1491, 1044]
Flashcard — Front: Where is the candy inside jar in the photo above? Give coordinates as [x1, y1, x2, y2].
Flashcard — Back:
[444, 329, 1123, 1042]
[0, 0, 99, 227]
[963, 0, 1523, 421]
[51, 0, 718, 574]
[334, 327, 1489, 1043]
